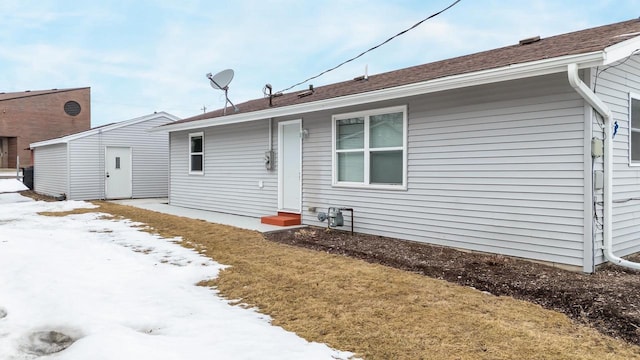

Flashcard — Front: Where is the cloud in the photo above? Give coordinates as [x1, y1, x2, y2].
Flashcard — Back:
[2, 0, 639, 126]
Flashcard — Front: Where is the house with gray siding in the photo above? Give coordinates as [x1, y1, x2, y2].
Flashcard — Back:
[157, 19, 640, 272]
[31, 112, 178, 200]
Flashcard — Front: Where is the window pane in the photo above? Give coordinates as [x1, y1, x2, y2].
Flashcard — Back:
[191, 136, 203, 153]
[191, 154, 203, 171]
[370, 150, 403, 184]
[632, 132, 640, 161]
[337, 118, 364, 150]
[370, 112, 403, 148]
[115, 157, 120, 169]
[633, 98, 640, 129]
[337, 152, 364, 182]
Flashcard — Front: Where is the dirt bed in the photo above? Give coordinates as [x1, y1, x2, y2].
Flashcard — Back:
[265, 226, 640, 346]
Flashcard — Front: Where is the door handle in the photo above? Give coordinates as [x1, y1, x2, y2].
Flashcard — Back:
[106, 173, 110, 178]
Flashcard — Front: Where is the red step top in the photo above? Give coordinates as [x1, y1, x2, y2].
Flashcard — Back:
[261, 212, 301, 226]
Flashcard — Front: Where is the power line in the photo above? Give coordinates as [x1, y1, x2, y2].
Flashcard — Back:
[593, 49, 640, 93]
[278, 0, 462, 94]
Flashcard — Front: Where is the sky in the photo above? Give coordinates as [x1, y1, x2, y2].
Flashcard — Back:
[0, 180, 353, 359]
[1, 0, 640, 127]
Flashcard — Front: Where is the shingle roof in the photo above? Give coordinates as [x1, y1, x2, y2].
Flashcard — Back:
[30, 111, 178, 148]
[173, 18, 640, 126]
[0, 87, 89, 101]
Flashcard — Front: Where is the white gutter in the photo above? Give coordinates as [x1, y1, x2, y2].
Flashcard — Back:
[155, 51, 604, 133]
[567, 63, 640, 270]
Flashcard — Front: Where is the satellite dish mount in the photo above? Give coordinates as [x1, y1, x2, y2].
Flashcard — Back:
[206, 69, 238, 115]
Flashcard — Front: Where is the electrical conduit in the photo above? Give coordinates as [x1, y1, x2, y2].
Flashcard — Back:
[567, 63, 640, 270]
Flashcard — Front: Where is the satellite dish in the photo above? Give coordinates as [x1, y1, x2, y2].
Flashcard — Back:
[208, 69, 234, 90]
[206, 69, 238, 115]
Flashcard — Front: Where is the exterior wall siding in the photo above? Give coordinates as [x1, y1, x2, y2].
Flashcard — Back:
[301, 73, 587, 267]
[594, 56, 640, 264]
[100, 115, 172, 199]
[169, 120, 278, 218]
[33, 143, 68, 198]
[168, 73, 588, 267]
[67, 133, 103, 200]
[66, 115, 173, 200]
[34, 114, 174, 200]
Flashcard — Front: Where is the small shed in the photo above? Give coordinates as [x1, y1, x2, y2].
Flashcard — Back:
[30, 112, 178, 200]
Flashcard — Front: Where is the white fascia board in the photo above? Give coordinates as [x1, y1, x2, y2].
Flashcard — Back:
[30, 133, 78, 148]
[603, 35, 640, 65]
[30, 137, 70, 148]
[158, 51, 605, 133]
[31, 112, 179, 148]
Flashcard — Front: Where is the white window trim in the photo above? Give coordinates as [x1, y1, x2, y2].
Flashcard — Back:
[189, 132, 204, 175]
[629, 93, 640, 167]
[331, 105, 408, 190]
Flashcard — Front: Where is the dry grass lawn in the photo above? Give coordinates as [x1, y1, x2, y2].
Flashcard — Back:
[41, 201, 640, 360]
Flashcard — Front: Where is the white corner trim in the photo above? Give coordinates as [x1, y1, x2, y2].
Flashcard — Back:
[569, 63, 640, 270]
[629, 92, 640, 166]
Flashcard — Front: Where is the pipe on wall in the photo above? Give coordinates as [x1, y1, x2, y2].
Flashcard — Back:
[567, 63, 640, 270]
[268, 118, 273, 152]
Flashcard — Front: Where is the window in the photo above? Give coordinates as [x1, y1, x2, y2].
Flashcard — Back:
[631, 95, 640, 164]
[332, 106, 407, 189]
[189, 132, 204, 174]
[64, 101, 81, 116]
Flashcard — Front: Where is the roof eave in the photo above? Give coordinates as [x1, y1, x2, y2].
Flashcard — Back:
[31, 111, 179, 148]
[603, 35, 640, 65]
[156, 51, 606, 133]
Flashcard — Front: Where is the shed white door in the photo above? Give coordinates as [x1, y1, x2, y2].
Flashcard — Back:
[278, 120, 301, 212]
[105, 146, 132, 199]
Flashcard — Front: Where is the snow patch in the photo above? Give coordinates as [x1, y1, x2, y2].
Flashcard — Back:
[0, 179, 27, 193]
[135, 325, 164, 335]
[0, 195, 354, 359]
[0, 193, 33, 204]
[19, 329, 81, 356]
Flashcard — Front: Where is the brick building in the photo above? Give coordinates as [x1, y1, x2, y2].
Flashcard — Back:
[0, 87, 91, 168]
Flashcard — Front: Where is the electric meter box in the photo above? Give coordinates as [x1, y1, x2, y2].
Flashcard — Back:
[591, 138, 603, 157]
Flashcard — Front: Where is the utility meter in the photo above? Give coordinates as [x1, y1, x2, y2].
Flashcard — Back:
[264, 151, 273, 170]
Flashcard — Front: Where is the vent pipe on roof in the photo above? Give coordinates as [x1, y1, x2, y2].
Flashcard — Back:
[519, 36, 540, 45]
[297, 85, 314, 98]
[354, 65, 369, 81]
[567, 63, 640, 271]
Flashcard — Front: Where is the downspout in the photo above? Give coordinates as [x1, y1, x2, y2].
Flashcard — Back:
[268, 118, 273, 153]
[99, 129, 104, 200]
[567, 63, 640, 270]
[66, 141, 71, 199]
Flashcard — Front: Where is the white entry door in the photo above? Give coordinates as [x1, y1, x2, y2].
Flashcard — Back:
[278, 120, 301, 212]
[105, 146, 132, 199]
